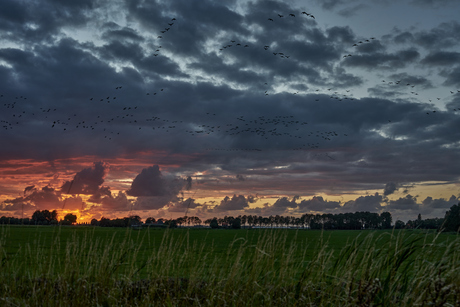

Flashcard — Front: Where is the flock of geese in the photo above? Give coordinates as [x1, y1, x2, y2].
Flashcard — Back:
[1, 10, 459, 153]
[0, 86, 345, 153]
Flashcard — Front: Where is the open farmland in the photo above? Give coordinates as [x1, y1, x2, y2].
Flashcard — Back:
[0, 226, 459, 306]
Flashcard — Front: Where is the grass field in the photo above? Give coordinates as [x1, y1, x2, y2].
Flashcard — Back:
[0, 225, 459, 306]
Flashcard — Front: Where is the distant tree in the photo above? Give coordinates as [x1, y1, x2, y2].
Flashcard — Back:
[164, 219, 177, 228]
[380, 212, 392, 229]
[90, 218, 99, 226]
[176, 216, 186, 227]
[442, 203, 460, 232]
[145, 217, 156, 224]
[241, 215, 247, 227]
[63, 213, 77, 225]
[210, 218, 219, 229]
[31, 209, 59, 225]
[394, 220, 405, 229]
[128, 215, 142, 226]
[99, 217, 111, 227]
[232, 217, 241, 229]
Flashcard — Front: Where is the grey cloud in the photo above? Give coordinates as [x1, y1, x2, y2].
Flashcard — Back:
[126, 166, 186, 211]
[386, 73, 434, 88]
[384, 182, 399, 196]
[393, 32, 414, 44]
[421, 195, 458, 209]
[409, 0, 459, 8]
[313, 0, 348, 10]
[60, 162, 109, 195]
[386, 194, 419, 211]
[101, 191, 132, 211]
[61, 196, 86, 211]
[342, 193, 383, 212]
[440, 66, 460, 87]
[337, 4, 368, 17]
[167, 198, 202, 213]
[3, 186, 61, 210]
[344, 49, 420, 70]
[298, 196, 341, 212]
[213, 195, 250, 211]
[1, 201, 35, 212]
[101, 27, 145, 43]
[127, 165, 169, 197]
[414, 22, 460, 50]
[421, 51, 460, 66]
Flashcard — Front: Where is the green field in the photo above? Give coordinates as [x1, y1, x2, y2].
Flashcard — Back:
[1, 225, 459, 306]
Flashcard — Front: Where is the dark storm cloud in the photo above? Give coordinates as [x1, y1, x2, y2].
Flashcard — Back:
[298, 196, 341, 212]
[3, 186, 61, 210]
[167, 198, 202, 213]
[421, 195, 458, 209]
[1, 201, 35, 212]
[213, 195, 250, 211]
[101, 27, 145, 43]
[342, 193, 383, 212]
[384, 182, 399, 196]
[394, 22, 460, 50]
[421, 51, 460, 66]
[440, 66, 460, 87]
[126, 165, 167, 197]
[185, 176, 192, 190]
[134, 194, 182, 210]
[125, 165, 187, 210]
[386, 194, 419, 211]
[60, 162, 109, 195]
[236, 174, 245, 181]
[245, 197, 296, 216]
[409, 0, 459, 8]
[0, 0, 94, 44]
[386, 73, 433, 88]
[337, 4, 368, 17]
[24, 185, 36, 196]
[313, 0, 349, 10]
[343, 48, 420, 70]
[100, 191, 132, 211]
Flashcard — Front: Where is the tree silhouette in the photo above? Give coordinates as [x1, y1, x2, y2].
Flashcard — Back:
[443, 203, 460, 232]
[63, 213, 77, 225]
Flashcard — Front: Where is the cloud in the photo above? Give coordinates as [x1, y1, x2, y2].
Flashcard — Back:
[342, 193, 383, 212]
[343, 48, 420, 70]
[100, 191, 132, 211]
[127, 165, 183, 197]
[1, 201, 35, 212]
[386, 194, 419, 211]
[24, 185, 36, 196]
[213, 195, 250, 211]
[298, 196, 342, 212]
[384, 182, 399, 196]
[236, 174, 245, 181]
[61, 195, 86, 211]
[3, 186, 61, 210]
[60, 162, 110, 196]
[185, 176, 192, 190]
[421, 195, 458, 209]
[421, 51, 460, 66]
[167, 198, 203, 213]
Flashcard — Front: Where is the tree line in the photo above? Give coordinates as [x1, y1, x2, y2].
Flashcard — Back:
[0, 203, 459, 232]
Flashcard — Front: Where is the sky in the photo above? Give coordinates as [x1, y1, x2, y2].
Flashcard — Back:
[0, 0, 459, 223]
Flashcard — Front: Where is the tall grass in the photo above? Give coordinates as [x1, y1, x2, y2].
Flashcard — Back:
[0, 226, 459, 306]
